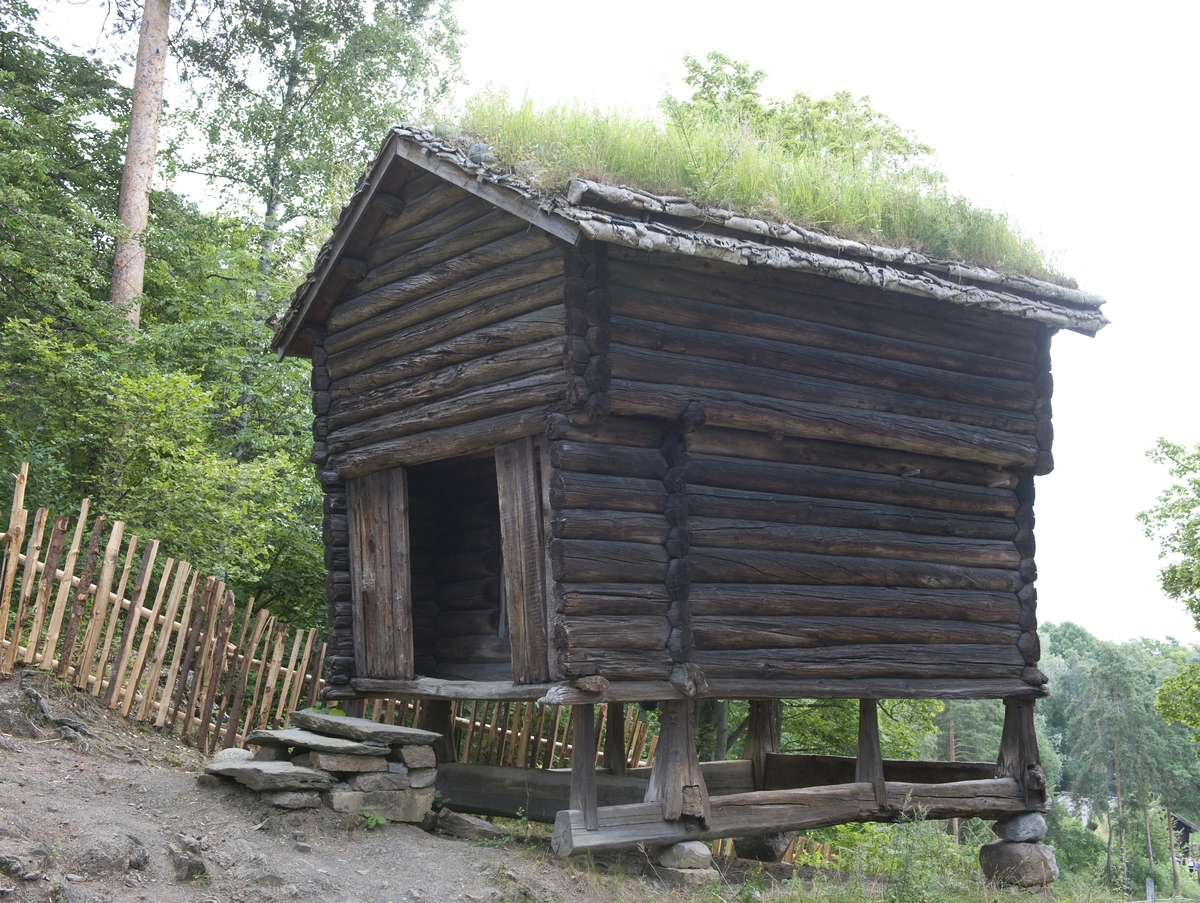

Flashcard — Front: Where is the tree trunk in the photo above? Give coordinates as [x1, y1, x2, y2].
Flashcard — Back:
[1145, 808, 1155, 879]
[256, 37, 303, 304]
[1105, 805, 1113, 886]
[109, 0, 170, 329]
[1167, 804, 1180, 896]
[713, 699, 728, 761]
[1114, 743, 1128, 892]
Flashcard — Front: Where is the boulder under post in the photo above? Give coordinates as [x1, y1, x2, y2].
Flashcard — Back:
[734, 699, 787, 861]
[981, 698, 1056, 887]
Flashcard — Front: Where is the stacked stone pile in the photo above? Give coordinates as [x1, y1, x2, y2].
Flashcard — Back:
[978, 813, 1058, 887]
[204, 710, 441, 823]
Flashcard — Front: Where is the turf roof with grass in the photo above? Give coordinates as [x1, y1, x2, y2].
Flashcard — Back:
[453, 54, 1068, 285]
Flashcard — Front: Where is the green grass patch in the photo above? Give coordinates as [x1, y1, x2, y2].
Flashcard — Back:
[455, 57, 1067, 284]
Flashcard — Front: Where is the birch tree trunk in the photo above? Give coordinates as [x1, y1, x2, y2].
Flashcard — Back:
[110, 0, 170, 329]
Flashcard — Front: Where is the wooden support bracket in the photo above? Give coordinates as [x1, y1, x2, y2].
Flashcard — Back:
[570, 705, 599, 830]
[856, 698, 888, 810]
[645, 698, 709, 824]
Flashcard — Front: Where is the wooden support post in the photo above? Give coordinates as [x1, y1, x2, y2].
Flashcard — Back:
[342, 698, 365, 719]
[570, 704, 599, 830]
[744, 699, 782, 790]
[604, 702, 627, 777]
[996, 697, 1045, 806]
[856, 698, 887, 810]
[645, 699, 709, 824]
[417, 699, 459, 764]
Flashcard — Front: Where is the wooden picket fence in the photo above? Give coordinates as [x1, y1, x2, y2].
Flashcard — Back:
[0, 464, 326, 752]
[0, 462, 661, 768]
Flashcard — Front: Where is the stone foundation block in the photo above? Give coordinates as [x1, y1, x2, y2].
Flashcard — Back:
[979, 840, 1059, 887]
[399, 745, 436, 769]
[654, 867, 718, 888]
[408, 767, 437, 789]
[992, 813, 1048, 843]
[292, 752, 388, 773]
[323, 787, 435, 823]
[264, 791, 321, 809]
[347, 772, 411, 792]
[656, 841, 712, 870]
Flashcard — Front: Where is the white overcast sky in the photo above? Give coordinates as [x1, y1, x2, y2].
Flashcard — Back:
[36, 0, 1200, 643]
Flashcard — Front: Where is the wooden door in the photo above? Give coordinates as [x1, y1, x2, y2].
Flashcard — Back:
[346, 467, 413, 680]
[495, 437, 550, 683]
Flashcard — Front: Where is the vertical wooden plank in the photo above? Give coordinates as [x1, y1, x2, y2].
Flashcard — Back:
[306, 641, 326, 709]
[23, 515, 69, 666]
[154, 571, 201, 727]
[996, 697, 1044, 805]
[171, 577, 217, 729]
[120, 557, 175, 714]
[495, 437, 550, 684]
[537, 439, 564, 681]
[594, 704, 608, 767]
[744, 700, 783, 790]
[0, 463, 29, 656]
[530, 702, 549, 768]
[104, 539, 159, 703]
[209, 596, 256, 740]
[645, 699, 709, 823]
[347, 467, 413, 680]
[91, 534, 139, 695]
[221, 607, 270, 749]
[462, 701, 479, 763]
[604, 702, 627, 776]
[273, 629, 304, 727]
[283, 629, 316, 727]
[569, 704, 599, 830]
[57, 516, 107, 680]
[255, 625, 288, 730]
[136, 562, 190, 720]
[2, 507, 47, 672]
[195, 590, 236, 750]
[515, 701, 535, 769]
[74, 521, 125, 690]
[241, 618, 278, 741]
[855, 698, 887, 809]
[40, 499, 89, 669]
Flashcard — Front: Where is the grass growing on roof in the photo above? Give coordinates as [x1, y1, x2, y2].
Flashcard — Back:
[457, 53, 1065, 283]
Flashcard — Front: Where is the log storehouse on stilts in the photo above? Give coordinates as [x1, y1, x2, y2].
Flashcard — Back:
[271, 127, 1107, 867]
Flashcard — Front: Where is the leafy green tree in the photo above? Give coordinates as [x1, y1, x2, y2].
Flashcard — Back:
[177, 0, 461, 297]
[1141, 439, 1200, 624]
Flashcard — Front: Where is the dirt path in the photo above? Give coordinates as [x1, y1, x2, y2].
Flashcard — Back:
[0, 673, 677, 903]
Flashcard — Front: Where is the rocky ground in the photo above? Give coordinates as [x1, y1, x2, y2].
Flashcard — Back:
[0, 672, 802, 903]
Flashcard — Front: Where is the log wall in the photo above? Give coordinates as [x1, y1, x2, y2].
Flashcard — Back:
[536, 247, 1052, 694]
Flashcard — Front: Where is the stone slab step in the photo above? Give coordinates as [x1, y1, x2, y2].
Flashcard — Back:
[289, 710, 441, 746]
[204, 760, 336, 792]
[244, 728, 390, 756]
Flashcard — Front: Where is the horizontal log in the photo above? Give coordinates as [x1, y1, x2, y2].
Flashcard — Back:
[436, 763, 650, 823]
[331, 408, 551, 478]
[332, 308, 565, 401]
[688, 547, 1022, 591]
[610, 314, 1037, 412]
[608, 344, 1036, 434]
[340, 676, 552, 700]
[691, 615, 1020, 650]
[609, 255, 1041, 362]
[432, 662, 514, 682]
[549, 471, 668, 514]
[688, 487, 1016, 541]
[690, 643, 1025, 680]
[609, 381, 1039, 469]
[688, 454, 1017, 518]
[370, 181, 465, 244]
[562, 615, 669, 652]
[330, 338, 563, 429]
[550, 441, 668, 480]
[552, 777, 1042, 855]
[561, 647, 673, 681]
[762, 754, 997, 791]
[355, 209, 530, 295]
[687, 517, 1019, 568]
[327, 370, 565, 455]
[545, 413, 666, 448]
[550, 539, 670, 583]
[688, 426, 1018, 489]
[327, 250, 562, 357]
[434, 634, 510, 664]
[534, 676, 1044, 705]
[552, 509, 669, 545]
[435, 548, 500, 582]
[366, 195, 495, 266]
[557, 583, 671, 616]
[327, 277, 563, 380]
[606, 276, 1036, 381]
[688, 585, 1020, 623]
[436, 577, 501, 609]
[329, 230, 556, 333]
